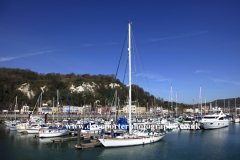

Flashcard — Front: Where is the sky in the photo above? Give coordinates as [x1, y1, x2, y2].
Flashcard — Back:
[0, 0, 240, 104]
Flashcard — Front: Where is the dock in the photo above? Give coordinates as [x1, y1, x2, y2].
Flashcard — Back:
[50, 132, 100, 142]
[75, 142, 102, 149]
[51, 136, 78, 142]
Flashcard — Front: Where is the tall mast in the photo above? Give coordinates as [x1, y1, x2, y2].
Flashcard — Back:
[228, 100, 230, 114]
[205, 97, 206, 115]
[199, 85, 202, 116]
[57, 90, 59, 122]
[224, 99, 225, 113]
[15, 96, 17, 121]
[40, 92, 42, 125]
[154, 88, 156, 119]
[170, 85, 173, 118]
[128, 22, 132, 134]
[176, 90, 177, 116]
[53, 97, 54, 122]
[235, 98, 236, 117]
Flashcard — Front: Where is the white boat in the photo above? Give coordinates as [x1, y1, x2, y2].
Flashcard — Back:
[9, 123, 17, 131]
[234, 117, 240, 123]
[99, 132, 166, 147]
[25, 124, 48, 134]
[16, 123, 28, 133]
[10, 96, 18, 131]
[99, 23, 166, 147]
[199, 110, 229, 129]
[39, 129, 69, 138]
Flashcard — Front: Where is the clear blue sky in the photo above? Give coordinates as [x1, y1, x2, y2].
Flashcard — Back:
[0, 0, 239, 104]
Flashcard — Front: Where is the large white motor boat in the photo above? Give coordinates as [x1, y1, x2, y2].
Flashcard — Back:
[199, 111, 229, 129]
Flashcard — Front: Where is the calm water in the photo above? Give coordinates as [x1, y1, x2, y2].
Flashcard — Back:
[1, 123, 240, 160]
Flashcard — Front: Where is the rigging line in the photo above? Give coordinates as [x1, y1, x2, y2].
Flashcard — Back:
[59, 91, 66, 117]
[105, 29, 128, 119]
[116, 57, 129, 124]
[10, 98, 15, 111]
[131, 31, 137, 73]
[32, 93, 42, 112]
[132, 34, 152, 96]
[132, 34, 152, 95]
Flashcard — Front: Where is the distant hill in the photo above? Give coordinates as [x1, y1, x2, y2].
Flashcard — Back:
[204, 98, 240, 110]
[0, 68, 164, 110]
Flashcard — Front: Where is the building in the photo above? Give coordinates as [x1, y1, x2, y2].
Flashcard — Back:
[52, 107, 58, 114]
[63, 106, 79, 114]
[83, 105, 92, 113]
[2, 110, 8, 114]
[96, 106, 102, 114]
[123, 105, 137, 113]
[157, 106, 161, 113]
[51, 105, 63, 114]
[136, 107, 146, 114]
[39, 106, 52, 114]
[183, 108, 199, 113]
[78, 107, 83, 114]
[101, 107, 111, 114]
[20, 105, 29, 114]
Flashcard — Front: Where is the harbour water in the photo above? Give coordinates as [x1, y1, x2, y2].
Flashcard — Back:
[0, 123, 240, 160]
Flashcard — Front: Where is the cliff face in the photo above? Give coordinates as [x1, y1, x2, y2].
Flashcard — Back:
[0, 68, 155, 110]
[17, 83, 35, 99]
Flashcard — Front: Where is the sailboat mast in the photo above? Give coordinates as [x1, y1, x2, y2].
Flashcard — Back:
[40, 92, 42, 125]
[224, 99, 225, 113]
[199, 85, 202, 116]
[53, 97, 54, 122]
[235, 98, 236, 117]
[15, 96, 17, 121]
[176, 90, 177, 116]
[57, 90, 59, 122]
[205, 97, 206, 115]
[171, 85, 173, 118]
[128, 22, 132, 134]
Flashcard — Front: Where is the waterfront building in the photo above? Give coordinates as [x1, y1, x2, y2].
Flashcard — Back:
[62, 106, 79, 114]
[20, 105, 29, 114]
[136, 107, 146, 113]
[123, 105, 137, 113]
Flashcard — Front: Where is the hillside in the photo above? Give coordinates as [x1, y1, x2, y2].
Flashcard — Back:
[0, 68, 164, 110]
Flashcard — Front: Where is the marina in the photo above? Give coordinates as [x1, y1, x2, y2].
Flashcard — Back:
[1, 123, 240, 160]
[1, 1, 240, 160]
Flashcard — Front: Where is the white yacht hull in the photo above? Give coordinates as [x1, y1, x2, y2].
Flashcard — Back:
[25, 128, 40, 134]
[10, 126, 17, 131]
[234, 118, 240, 123]
[200, 121, 229, 129]
[39, 130, 69, 138]
[99, 134, 166, 147]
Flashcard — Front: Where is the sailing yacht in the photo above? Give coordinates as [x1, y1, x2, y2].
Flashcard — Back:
[10, 96, 18, 131]
[98, 23, 166, 147]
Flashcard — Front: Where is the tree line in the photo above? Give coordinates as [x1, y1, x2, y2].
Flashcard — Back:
[0, 68, 167, 111]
